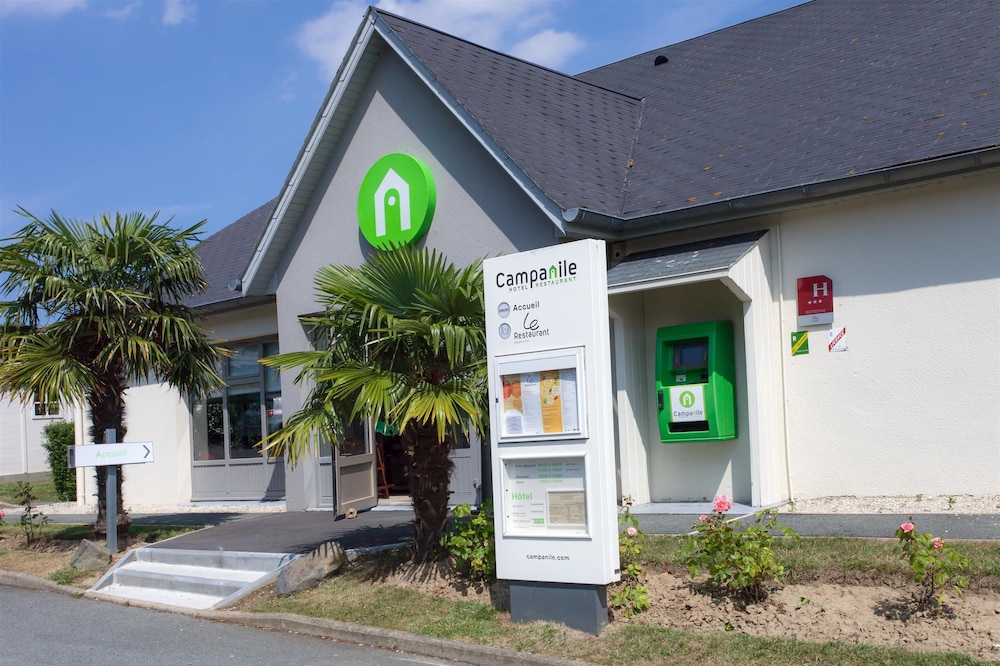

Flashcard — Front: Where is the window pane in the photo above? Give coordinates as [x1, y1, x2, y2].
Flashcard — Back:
[340, 420, 368, 457]
[263, 341, 281, 392]
[265, 393, 282, 437]
[228, 383, 262, 459]
[228, 346, 260, 378]
[193, 394, 225, 461]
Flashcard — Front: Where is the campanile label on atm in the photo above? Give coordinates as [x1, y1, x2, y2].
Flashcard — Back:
[669, 385, 706, 422]
[797, 275, 834, 327]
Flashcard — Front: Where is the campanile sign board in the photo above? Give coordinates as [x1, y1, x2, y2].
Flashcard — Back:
[485, 239, 619, 598]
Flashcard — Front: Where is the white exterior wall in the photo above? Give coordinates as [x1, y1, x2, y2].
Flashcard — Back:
[777, 171, 1000, 498]
[118, 384, 191, 506]
[273, 52, 557, 509]
[0, 398, 69, 480]
[608, 170, 998, 506]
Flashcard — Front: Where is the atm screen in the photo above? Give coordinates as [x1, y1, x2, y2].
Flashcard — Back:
[673, 340, 709, 370]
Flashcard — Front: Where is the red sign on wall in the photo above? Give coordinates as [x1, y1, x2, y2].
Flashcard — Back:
[797, 275, 834, 327]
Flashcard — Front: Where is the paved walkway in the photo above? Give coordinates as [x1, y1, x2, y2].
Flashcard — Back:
[6, 504, 995, 551]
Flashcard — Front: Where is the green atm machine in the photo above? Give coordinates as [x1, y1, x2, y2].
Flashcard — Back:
[655, 320, 736, 442]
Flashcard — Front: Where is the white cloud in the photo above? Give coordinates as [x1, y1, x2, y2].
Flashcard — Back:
[162, 0, 195, 26]
[509, 29, 583, 70]
[0, 0, 86, 18]
[375, 0, 554, 50]
[297, 0, 583, 81]
[297, 1, 368, 81]
[104, 1, 141, 20]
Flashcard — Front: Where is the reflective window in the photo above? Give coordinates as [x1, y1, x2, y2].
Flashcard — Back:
[340, 420, 368, 457]
[192, 341, 282, 464]
[228, 346, 261, 378]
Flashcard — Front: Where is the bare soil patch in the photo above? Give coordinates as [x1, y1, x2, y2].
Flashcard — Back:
[356, 556, 1000, 660]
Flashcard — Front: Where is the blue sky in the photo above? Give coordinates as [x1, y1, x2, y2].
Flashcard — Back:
[0, 0, 804, 240]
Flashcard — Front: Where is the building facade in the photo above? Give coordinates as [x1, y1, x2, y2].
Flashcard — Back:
[71, 0, 997, 511]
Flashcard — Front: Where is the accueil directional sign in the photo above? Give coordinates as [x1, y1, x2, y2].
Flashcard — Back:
[69, 442, 154, 468]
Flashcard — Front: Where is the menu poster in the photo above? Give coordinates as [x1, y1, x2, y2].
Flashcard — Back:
[501, 368, 578, 437]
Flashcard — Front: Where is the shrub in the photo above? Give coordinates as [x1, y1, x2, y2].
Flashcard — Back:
[440, 500, 496, 581]
[15, 481, 49, 543]
[895, 520, 969, 607]
[42, 421, 76, 501]
[610, 496, 650, 617]
[679, 495, 798, 603]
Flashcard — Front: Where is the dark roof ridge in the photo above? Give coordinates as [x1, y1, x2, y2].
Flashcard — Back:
[373, 8, 642, 104]
[617, 97, 646, 218]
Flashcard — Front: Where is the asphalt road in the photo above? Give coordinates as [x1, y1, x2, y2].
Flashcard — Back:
[0, 586, 465, 666]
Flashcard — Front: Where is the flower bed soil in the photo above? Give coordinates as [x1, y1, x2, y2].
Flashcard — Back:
[372, 559, 1000, 661]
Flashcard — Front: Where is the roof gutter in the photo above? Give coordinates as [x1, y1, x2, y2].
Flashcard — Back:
[564, 147, 1000, 240]
[192, 294, 276, 317]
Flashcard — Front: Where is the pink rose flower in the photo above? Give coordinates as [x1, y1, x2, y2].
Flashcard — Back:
[932, 537, 943, 549]
[714, 495, 732, 513]
[699, 515, 708, 522]
[626, 526, 638, 537]
[900, 522, 914, 533]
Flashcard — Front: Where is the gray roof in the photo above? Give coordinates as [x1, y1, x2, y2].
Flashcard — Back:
[607, 231, 767, 290]
[187, 199, 276, 308]
[380, 0, 998, 226]
[575, 0, 999, 221]
[379, 13, 642, 216]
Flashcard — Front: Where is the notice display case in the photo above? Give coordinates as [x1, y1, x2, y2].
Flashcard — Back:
[501, 456, 588, 537]
[495, 348, 586, 442]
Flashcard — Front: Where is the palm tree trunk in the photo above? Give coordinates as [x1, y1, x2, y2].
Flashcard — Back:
[405, 422, 454, 563]
[89, 377, 131, 539]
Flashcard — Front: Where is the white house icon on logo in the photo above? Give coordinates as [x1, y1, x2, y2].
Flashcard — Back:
[374, 168, 411, 238]
[358, 153, 435, 248]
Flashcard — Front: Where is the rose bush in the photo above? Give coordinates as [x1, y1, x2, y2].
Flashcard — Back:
[895, 519, 969, 607]
[680, 495, 798, 603]
[611, 497, 650, 617]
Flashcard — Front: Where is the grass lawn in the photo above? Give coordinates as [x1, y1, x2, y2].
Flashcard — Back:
[0, 476, 60, 505]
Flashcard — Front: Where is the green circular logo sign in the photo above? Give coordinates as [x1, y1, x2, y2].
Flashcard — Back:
[357, 153, 436, 249]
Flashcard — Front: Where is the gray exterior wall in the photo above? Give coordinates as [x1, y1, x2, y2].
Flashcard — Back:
[273, 51, 559, 509]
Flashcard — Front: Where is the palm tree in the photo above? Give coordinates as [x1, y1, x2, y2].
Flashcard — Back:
[0, 209, 225, 537]
[261, 246, 487, 562]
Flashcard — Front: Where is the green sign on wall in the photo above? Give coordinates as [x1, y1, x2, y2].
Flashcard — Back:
[357, 153, 436, 249]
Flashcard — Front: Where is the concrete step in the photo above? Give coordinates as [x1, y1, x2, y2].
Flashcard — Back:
[90, 547, 301, 611]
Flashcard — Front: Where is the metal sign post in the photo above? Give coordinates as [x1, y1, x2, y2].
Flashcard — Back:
[104, 429, 117, 553]
[69, 431, 155, 553]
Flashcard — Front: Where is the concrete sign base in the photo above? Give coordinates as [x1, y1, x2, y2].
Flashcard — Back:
[509, 580, 608, 635]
